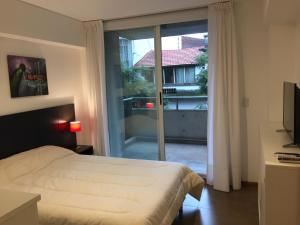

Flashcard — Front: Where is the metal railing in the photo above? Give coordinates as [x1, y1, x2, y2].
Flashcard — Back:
[123, 96, 208, 143]
[123, 96, 208, 111]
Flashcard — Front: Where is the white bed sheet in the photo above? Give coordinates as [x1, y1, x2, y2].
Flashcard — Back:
[0, 146, 204, 225]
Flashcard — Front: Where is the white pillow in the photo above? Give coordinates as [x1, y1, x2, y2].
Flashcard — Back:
[0, 146, 74, 181]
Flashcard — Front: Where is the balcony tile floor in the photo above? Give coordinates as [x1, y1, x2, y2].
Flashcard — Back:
[123, 141, 207, 175]
[166, 143, 207, 175]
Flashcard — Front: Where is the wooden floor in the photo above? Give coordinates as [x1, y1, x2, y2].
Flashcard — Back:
[173, 184, 259, 225]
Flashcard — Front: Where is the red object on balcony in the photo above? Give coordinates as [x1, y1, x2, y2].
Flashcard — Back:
[70, 121, 81, 132]
[146, 102, 154, 109]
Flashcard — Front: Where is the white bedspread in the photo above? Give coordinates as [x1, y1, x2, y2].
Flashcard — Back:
[0, 146, 204, 225]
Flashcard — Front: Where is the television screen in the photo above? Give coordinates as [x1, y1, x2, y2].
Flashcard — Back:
[283, 81, 295, 139]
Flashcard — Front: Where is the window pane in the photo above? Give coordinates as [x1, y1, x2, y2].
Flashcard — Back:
[175, 68, 184, 84]
[105, 27, 160, 160]
[185, 67, 195, 83]
[164, 68, 174, 84]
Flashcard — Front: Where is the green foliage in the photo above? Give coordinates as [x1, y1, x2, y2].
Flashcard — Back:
[122, 66, 155, 97]
[195, 50, 208, 95]
[197, 70, 208, 95]
[196, 53, 208, 68]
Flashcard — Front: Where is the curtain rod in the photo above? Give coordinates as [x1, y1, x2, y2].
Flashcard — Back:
[83, 6, 207, 23]
[83, 0, 231, 23]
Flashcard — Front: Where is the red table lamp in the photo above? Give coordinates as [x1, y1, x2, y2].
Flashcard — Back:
[70, 121, 81, 132]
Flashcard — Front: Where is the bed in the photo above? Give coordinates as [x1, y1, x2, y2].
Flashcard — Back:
[0, 145, 204, 225]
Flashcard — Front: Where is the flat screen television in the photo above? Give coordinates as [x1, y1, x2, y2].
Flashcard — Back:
[283, 81, 300, 146]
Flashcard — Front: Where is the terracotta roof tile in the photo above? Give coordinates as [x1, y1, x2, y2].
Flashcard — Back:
[134, 47, 203, 67]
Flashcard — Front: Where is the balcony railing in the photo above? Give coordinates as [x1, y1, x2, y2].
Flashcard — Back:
[123, 96, 208, 111]
[123, 96, 208, 144]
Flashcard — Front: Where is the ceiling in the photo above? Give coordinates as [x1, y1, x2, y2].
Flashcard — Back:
[19, 0, 215, 21]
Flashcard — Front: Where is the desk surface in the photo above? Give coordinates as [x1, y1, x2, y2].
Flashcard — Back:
[260, 122, 300, 167]
[0, 189, 40, 223]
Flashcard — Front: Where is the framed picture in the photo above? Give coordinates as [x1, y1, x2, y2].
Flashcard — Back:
[7, 55, 49, 98]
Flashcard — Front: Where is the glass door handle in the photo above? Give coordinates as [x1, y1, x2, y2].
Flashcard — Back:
[159, 91, 162, 105]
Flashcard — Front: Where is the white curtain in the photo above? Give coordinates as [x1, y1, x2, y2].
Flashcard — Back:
[207, 1, 241, 192]
[83, 21, 110, 156]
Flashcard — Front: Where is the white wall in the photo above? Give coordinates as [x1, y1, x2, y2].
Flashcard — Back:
[0, 0, 91, 145]
[0, 36, 90, 145]
[267, 25, 298, 122]
[295, 24, 300, 85]
[0, 0, 84, 47]
[235, 0, 300, 182]
[266, 23, 300, 122]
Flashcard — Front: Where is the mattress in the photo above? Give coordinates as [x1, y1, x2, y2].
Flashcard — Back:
[0, 146, 204, 225]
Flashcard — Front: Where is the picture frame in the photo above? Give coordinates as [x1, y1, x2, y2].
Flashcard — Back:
[7, 55, 49, 98]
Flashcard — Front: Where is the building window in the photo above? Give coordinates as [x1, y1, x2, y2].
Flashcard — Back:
[143, 68, 155, 83]
[163, 66, 198, 85]
[185, 67, 195, 83]
[164, 67, 175, 84]
[119, 38, 133, 68]
[175, 68, 185, 84]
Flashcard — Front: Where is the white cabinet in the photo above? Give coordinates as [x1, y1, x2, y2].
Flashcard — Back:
[259, 123, 300, 225]
[0, 189, 40, 225]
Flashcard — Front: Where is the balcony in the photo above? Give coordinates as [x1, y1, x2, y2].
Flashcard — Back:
[122, 96, 208, 175]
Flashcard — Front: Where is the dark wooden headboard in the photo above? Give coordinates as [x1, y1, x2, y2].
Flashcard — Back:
[0, 104, 77, 159]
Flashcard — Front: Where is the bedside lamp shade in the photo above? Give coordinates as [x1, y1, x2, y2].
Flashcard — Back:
[70, 121, 81, 132]
[54, 120, 67, 131]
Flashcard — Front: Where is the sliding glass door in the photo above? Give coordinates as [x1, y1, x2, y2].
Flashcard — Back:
[105, 27, 164, 160]
[104, 20, 208, 171]
[160, 21, 208, 175]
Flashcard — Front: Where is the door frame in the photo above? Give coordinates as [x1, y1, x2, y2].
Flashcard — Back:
[154, 25, 166, 161]
[103, 8, 208, 161]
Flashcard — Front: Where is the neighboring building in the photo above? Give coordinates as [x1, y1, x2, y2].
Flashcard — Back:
[181, 36, 206, 49]
[134, 47, 204, 88]
[120, 35, 207, 91]
[119, 37, 133, 68]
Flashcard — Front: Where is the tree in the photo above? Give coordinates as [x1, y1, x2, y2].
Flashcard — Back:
[195, 49, 208, 95]
[197, 69, 208, 95]
[121, 66, 155, 97]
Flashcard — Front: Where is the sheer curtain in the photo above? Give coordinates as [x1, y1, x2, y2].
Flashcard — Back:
[83, 21, 110, 156]
[207, 1, 242, 192]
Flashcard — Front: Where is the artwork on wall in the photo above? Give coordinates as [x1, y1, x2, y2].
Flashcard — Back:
[7, 55, 49, 98]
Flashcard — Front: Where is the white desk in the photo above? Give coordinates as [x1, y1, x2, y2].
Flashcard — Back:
[0, 189, 40, 225]
[259, 123, 300, 225]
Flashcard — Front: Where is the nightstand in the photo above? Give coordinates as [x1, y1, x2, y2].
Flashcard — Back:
[0, 189, 40, 225]
[72, 145, 94, 155]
